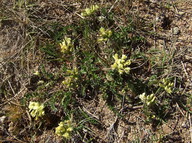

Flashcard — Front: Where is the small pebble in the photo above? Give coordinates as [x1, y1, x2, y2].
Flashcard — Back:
[172, 27, 180, 35]
[0, 116, 6, 124]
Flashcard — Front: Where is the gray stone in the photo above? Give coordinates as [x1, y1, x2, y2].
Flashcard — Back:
[172, 27, 180, 35]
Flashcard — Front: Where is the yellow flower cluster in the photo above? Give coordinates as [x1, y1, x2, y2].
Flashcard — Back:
[55, 120, 73, 139]
[33, 70, 40, 76]
[81, 5, 99, 17]
[62, 67, 78, 88]
[29, 102, 45, 120]
[111, 54, 131, 74]
[159, 79, 173, 94]
[139, 93, 156, 106]
[98, 27, 112, 42]
[59, 37, 73, 53]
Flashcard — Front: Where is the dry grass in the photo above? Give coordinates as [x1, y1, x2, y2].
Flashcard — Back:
[0, 0, 191, 142]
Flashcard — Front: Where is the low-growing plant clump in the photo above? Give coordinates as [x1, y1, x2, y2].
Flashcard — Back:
[0, 0, 191, 142]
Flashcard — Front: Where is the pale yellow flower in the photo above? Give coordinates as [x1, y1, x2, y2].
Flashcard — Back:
[139, 93, 156, 106]
[59, 37, 73, 53]
[29, 102, 45, 120]
[33, 71, 40, 76]
[62, 67, 78, 88]
[111, 54, 131, 74]
[55, 120, 73, 139]
[98, 27, 112, 42]
[81, 5, 99, 17]
[159, 79, 174, 94]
